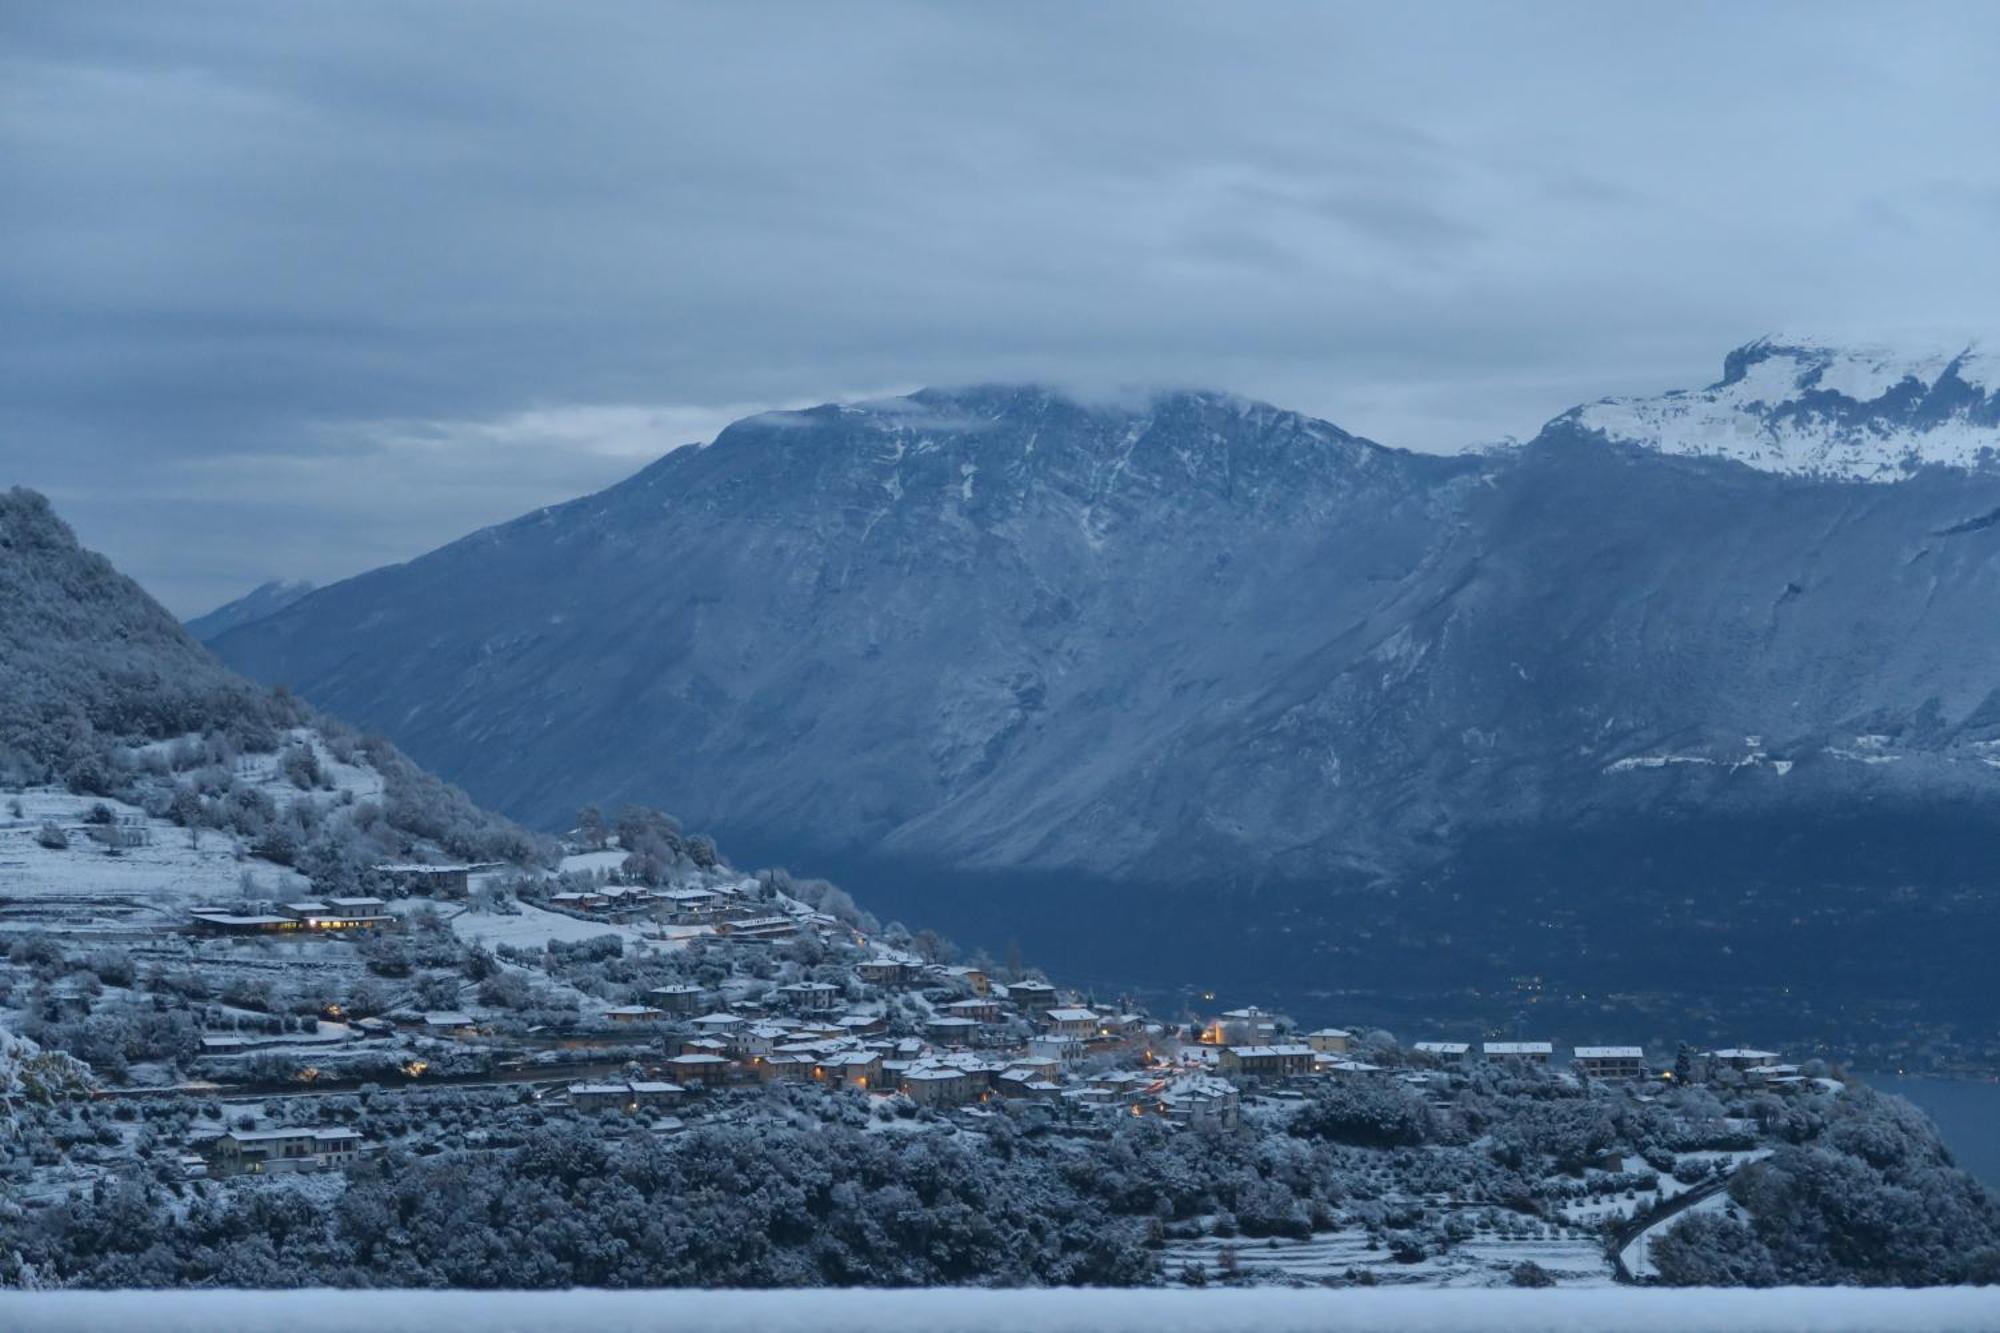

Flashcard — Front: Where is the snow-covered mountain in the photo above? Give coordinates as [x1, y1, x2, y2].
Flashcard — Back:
[186, 578, 316, 643]
[1557, 335, 2000, 481]
[206, 369, 2000, 1037]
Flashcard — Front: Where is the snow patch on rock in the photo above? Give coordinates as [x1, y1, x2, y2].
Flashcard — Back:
[1562, 335, 2000, 482]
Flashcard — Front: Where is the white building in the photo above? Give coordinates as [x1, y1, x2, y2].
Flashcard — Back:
[208, 1127, 363, 1177]
[1572, 1046, 1646, 1079]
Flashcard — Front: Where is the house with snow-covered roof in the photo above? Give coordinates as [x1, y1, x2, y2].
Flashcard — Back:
[1412, 1041, 1471, 1065]
[1041, 1007, 1100, 1038]
[994, 1069, 1062, 1101]
[1215, 1044, 1314, 1078]
[207, 1127, 364, 1177]
[1709, 1047, 1782, 1070]
[942, 966, 990, 996]
[1027, 1034, 1084, 1063]
[1202, 1005, 1285, 1045]
[925, 1016, 982, 1046]
[897, 1064, 988, 1107]
[1001, 978, 1057, 1006]
[1157, 1074, 1240, 1127]
[646, 983, 707, 1014]
[664, 1052, 734, 1085]
[1572, 1046, 1646, 1079]
[572, 1080, 685, 1111]
[856, 958, 915, 987]
[659, 887, 723, 916]
[776, 981, 842, 1012]
[373, 863, 483, 898]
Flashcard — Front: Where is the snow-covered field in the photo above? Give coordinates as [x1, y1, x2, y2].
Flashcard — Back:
[5, 1287, 1997, 1333]
[1160, 1228, 1611, 1287]
[0, 728, 404, 931]
[556, 850, 628, 876]
[0, 789, 307, 928]
[445, 900, 681, 951]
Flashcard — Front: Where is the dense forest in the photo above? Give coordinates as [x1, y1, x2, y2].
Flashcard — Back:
[0, 487, 551, 876]
[4, 1068, 1994, 1288]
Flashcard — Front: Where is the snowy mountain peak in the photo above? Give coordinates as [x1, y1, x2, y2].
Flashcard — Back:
[738, 384, 1370, 450]
[185, 579, 317, 643]
[1556, 335, 2000, 481]
[678, 384, 1403, 517]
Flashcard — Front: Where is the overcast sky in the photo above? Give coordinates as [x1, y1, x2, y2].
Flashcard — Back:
[5, 2, 1998, 615]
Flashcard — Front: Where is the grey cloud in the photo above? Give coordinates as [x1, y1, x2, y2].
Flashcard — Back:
[3, 1, 1999, 612]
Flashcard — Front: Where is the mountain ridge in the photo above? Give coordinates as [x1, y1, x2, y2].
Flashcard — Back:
[205, 349, 2000, 1041]
[186, 579, 317, 643]
[1559, 334, 2000, 481]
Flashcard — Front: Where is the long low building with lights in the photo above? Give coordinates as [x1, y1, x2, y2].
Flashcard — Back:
[1215, 1044, 1314, 1078]
[569, 1081, 685, 1112]
[1572, 1046, 1647, 1079]
[205, 1127, 364, 1177]
[1412, 1041, 1472, 1065]
[190, 902, 394, 936]
[896, 1065, 990, 1108]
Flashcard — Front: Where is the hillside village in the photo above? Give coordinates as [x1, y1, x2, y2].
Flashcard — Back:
[0, 486, 1994, 1291]
[8, 766, 1983, 1289]
[1, 766, 1819, 1131]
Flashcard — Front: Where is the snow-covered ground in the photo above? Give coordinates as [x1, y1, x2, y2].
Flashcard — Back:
[444, 900, 681, 952]
[1160, 1228, 1611, 1287]
[0, 789, 308, 928]
[0, 727, 416, 931]
[5, 1287, 1997, 1333]
[556, 850, 628, 876]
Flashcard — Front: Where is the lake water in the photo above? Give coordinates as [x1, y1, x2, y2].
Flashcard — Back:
[1866, 1074, 2000, 1189]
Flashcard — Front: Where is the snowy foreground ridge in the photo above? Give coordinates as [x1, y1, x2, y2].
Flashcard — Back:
[6, 1289, 2000, 1333]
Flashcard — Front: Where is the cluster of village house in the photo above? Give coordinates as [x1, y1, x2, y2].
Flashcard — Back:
[562, 965, 1211, 1118]
[1193, 1010, 1802, 1087]
[190, 982, 1801, 1176]
[178, 865, 1802, 1176]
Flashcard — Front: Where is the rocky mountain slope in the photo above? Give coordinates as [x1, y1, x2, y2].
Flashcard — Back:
[211, 387, 1480, 874]
[204, 349, 2000, 1044]
[0, 488, 550, 900]
[1562, 335, 1999, 481]
[185, 579, 316, 643]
